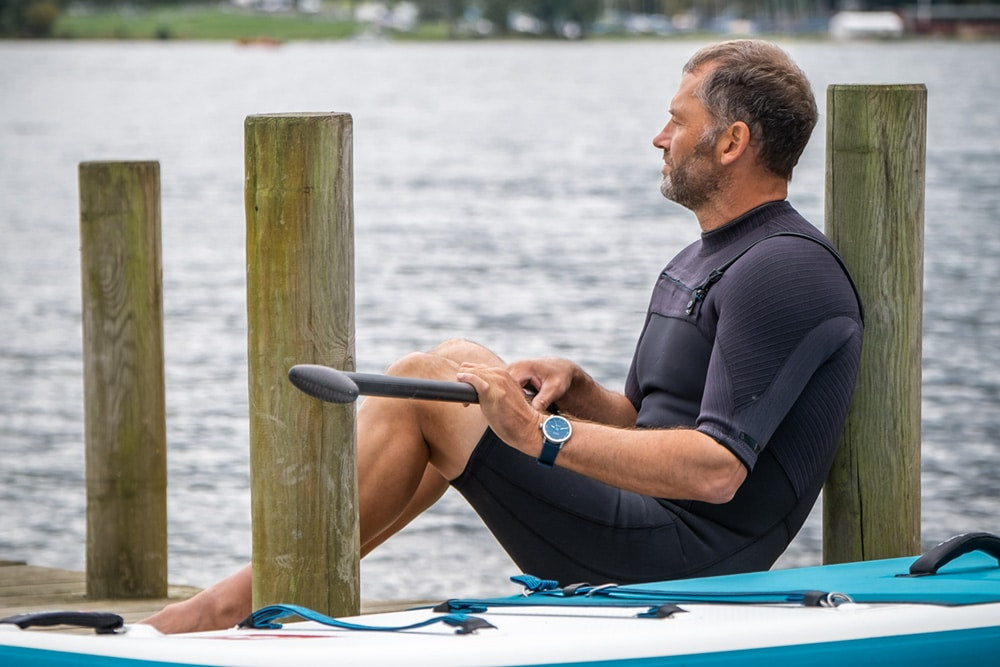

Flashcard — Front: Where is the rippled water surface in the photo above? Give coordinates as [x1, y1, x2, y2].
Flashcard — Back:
[1, 39, 998, 600]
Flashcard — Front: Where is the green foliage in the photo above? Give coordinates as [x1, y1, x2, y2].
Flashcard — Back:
[523, 0, 601, 35]
[40, 1, 604, 41]
[11, 0, 997, 41]
[410, 0, 465, 23]
[52, 5, 359, 40]
[482, 0, 516, 34]
[22, 0, 59, 36]
[1, 0, 61, 36]
[0, 0, 14, 35]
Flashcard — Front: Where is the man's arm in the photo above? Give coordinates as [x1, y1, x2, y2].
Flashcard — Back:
[556, 421, 747, 502]
[459, 363, 747, 503]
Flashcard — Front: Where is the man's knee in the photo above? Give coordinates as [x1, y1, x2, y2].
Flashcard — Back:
[382, 340, 505, 385]
[386, 339, 502, 379]
[429, 338, 503, 365]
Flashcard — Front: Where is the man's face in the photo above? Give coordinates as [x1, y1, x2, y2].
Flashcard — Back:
[659, 133, 723, 211]
[653, 68, 728, 211]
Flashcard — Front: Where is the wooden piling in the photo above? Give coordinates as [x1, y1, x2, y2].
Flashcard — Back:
[79, 161, 167, 599]
[823, 85, 927, 563]
[244, 113, 359, 615]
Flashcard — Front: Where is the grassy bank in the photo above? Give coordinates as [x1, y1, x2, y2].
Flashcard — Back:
[52, 5, 451, 41]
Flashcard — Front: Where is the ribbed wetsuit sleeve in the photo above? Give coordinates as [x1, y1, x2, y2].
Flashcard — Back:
[694, 236, 863, 471]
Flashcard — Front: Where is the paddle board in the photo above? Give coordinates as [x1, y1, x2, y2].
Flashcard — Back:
[3, 532, 999, 666]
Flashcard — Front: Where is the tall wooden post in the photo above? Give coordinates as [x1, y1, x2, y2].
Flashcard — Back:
[79, 160, 167, 599]
[823, 85, 927, 563]
[245, 113, 359, 615]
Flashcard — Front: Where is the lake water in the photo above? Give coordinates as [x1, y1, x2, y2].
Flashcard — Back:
[1, 38, 999, 601]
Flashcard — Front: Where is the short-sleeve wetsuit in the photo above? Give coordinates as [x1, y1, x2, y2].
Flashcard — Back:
[451, 200, 864, 584]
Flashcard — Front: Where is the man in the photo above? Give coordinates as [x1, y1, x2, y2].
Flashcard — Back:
[144, 39, 863, 633]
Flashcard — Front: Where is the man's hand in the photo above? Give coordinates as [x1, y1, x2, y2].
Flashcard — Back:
[507, 357, 638, 427]
[506, 357, 578, 413]
[456, 363, 545, 457]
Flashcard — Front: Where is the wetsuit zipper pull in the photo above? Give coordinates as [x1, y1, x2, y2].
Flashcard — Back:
[686, 268, 725, 315]
[685, 288, 706, 315]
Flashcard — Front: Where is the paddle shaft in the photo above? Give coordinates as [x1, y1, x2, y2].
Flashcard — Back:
[348, 372, 480, 403]
[288, 364, 479, 404]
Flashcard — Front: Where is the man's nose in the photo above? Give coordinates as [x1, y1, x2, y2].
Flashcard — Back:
[652, 123, 672, 150]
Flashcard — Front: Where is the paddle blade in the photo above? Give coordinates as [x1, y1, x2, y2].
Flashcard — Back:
[288, 364, 360, 403]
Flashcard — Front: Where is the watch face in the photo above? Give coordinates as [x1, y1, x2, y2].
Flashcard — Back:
[543, 416, 572, 443]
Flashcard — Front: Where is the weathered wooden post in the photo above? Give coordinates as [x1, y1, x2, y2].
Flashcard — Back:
[245, 113, 359, 615]
[823, 85, 927, 563]
[79, 160, 167, 599]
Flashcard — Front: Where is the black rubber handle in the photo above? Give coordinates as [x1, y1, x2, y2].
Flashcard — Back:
[0, 610, 124, 634]
[908, 531, 1000, 576]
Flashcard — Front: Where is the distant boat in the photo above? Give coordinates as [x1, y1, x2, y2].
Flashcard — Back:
[235, 36, 284, 47]
[830, 11, 905, 39]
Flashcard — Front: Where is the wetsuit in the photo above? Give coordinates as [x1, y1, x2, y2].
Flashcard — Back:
[451, 200, 864, 584]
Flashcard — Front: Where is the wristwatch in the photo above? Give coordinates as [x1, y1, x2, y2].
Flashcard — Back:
[537, 414, 572, 468]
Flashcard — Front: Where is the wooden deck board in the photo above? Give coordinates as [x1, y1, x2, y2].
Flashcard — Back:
[0, 562, 200, 631]
[0, 562, 429, 633]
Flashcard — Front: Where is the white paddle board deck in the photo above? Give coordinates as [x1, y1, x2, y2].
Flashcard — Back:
[2, 600, 998, 666]
[4, 532, 1000, 666]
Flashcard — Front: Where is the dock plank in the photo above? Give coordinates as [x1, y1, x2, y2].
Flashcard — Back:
[0, 562, 200, 631]
[0, 562, 429, 633]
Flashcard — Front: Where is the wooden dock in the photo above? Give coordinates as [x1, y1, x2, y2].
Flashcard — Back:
[0, 560, 199, 631]
[0, 560, 427, 633]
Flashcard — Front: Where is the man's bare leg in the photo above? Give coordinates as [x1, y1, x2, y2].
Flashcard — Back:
[142, 340, 500, 633]
[362, 465, 449, 556]
[356, 339, 498, 547]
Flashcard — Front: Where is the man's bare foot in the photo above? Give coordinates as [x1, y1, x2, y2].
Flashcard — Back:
[140, 564, 252, 634]
[140, 597, 211, 634]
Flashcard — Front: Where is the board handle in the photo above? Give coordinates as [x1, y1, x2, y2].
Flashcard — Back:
[908, 531, 1000, 576]
[0, 610, 124, 634]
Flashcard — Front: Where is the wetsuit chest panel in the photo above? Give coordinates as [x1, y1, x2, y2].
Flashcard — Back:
[632, 313, 711, 429]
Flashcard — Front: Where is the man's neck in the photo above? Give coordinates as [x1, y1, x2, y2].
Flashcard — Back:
[695, 181, 789, 232]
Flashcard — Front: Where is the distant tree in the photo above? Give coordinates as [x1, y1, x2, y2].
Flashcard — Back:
[421, 0, 602, 37]
[410, 0, 469, 36]
[0, 0, 20, 35]
[411, 0, 467, 23]
[523, 0, 601, 35]
[22, 0, 58, 35]
[482, 0, 520, 34]
[0, 0, 62, 36]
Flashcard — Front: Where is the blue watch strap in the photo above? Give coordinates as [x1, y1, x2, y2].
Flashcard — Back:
[537, 438, 562, 467]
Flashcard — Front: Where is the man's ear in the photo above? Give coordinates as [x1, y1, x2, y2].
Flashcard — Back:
[717, 121, 751, 166]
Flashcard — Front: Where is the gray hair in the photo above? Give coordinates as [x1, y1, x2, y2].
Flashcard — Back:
[684, 40, 818, 181]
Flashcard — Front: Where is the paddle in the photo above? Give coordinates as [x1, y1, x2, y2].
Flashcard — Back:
[288, 364, 480, 405]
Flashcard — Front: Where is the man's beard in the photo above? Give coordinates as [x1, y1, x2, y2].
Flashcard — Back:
[659, 137, 726, 211]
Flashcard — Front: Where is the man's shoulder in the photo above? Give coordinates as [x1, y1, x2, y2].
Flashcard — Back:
[716, 225, 846, 287]
[746, 202, 829, 246]
[722, 235, 863, 324]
